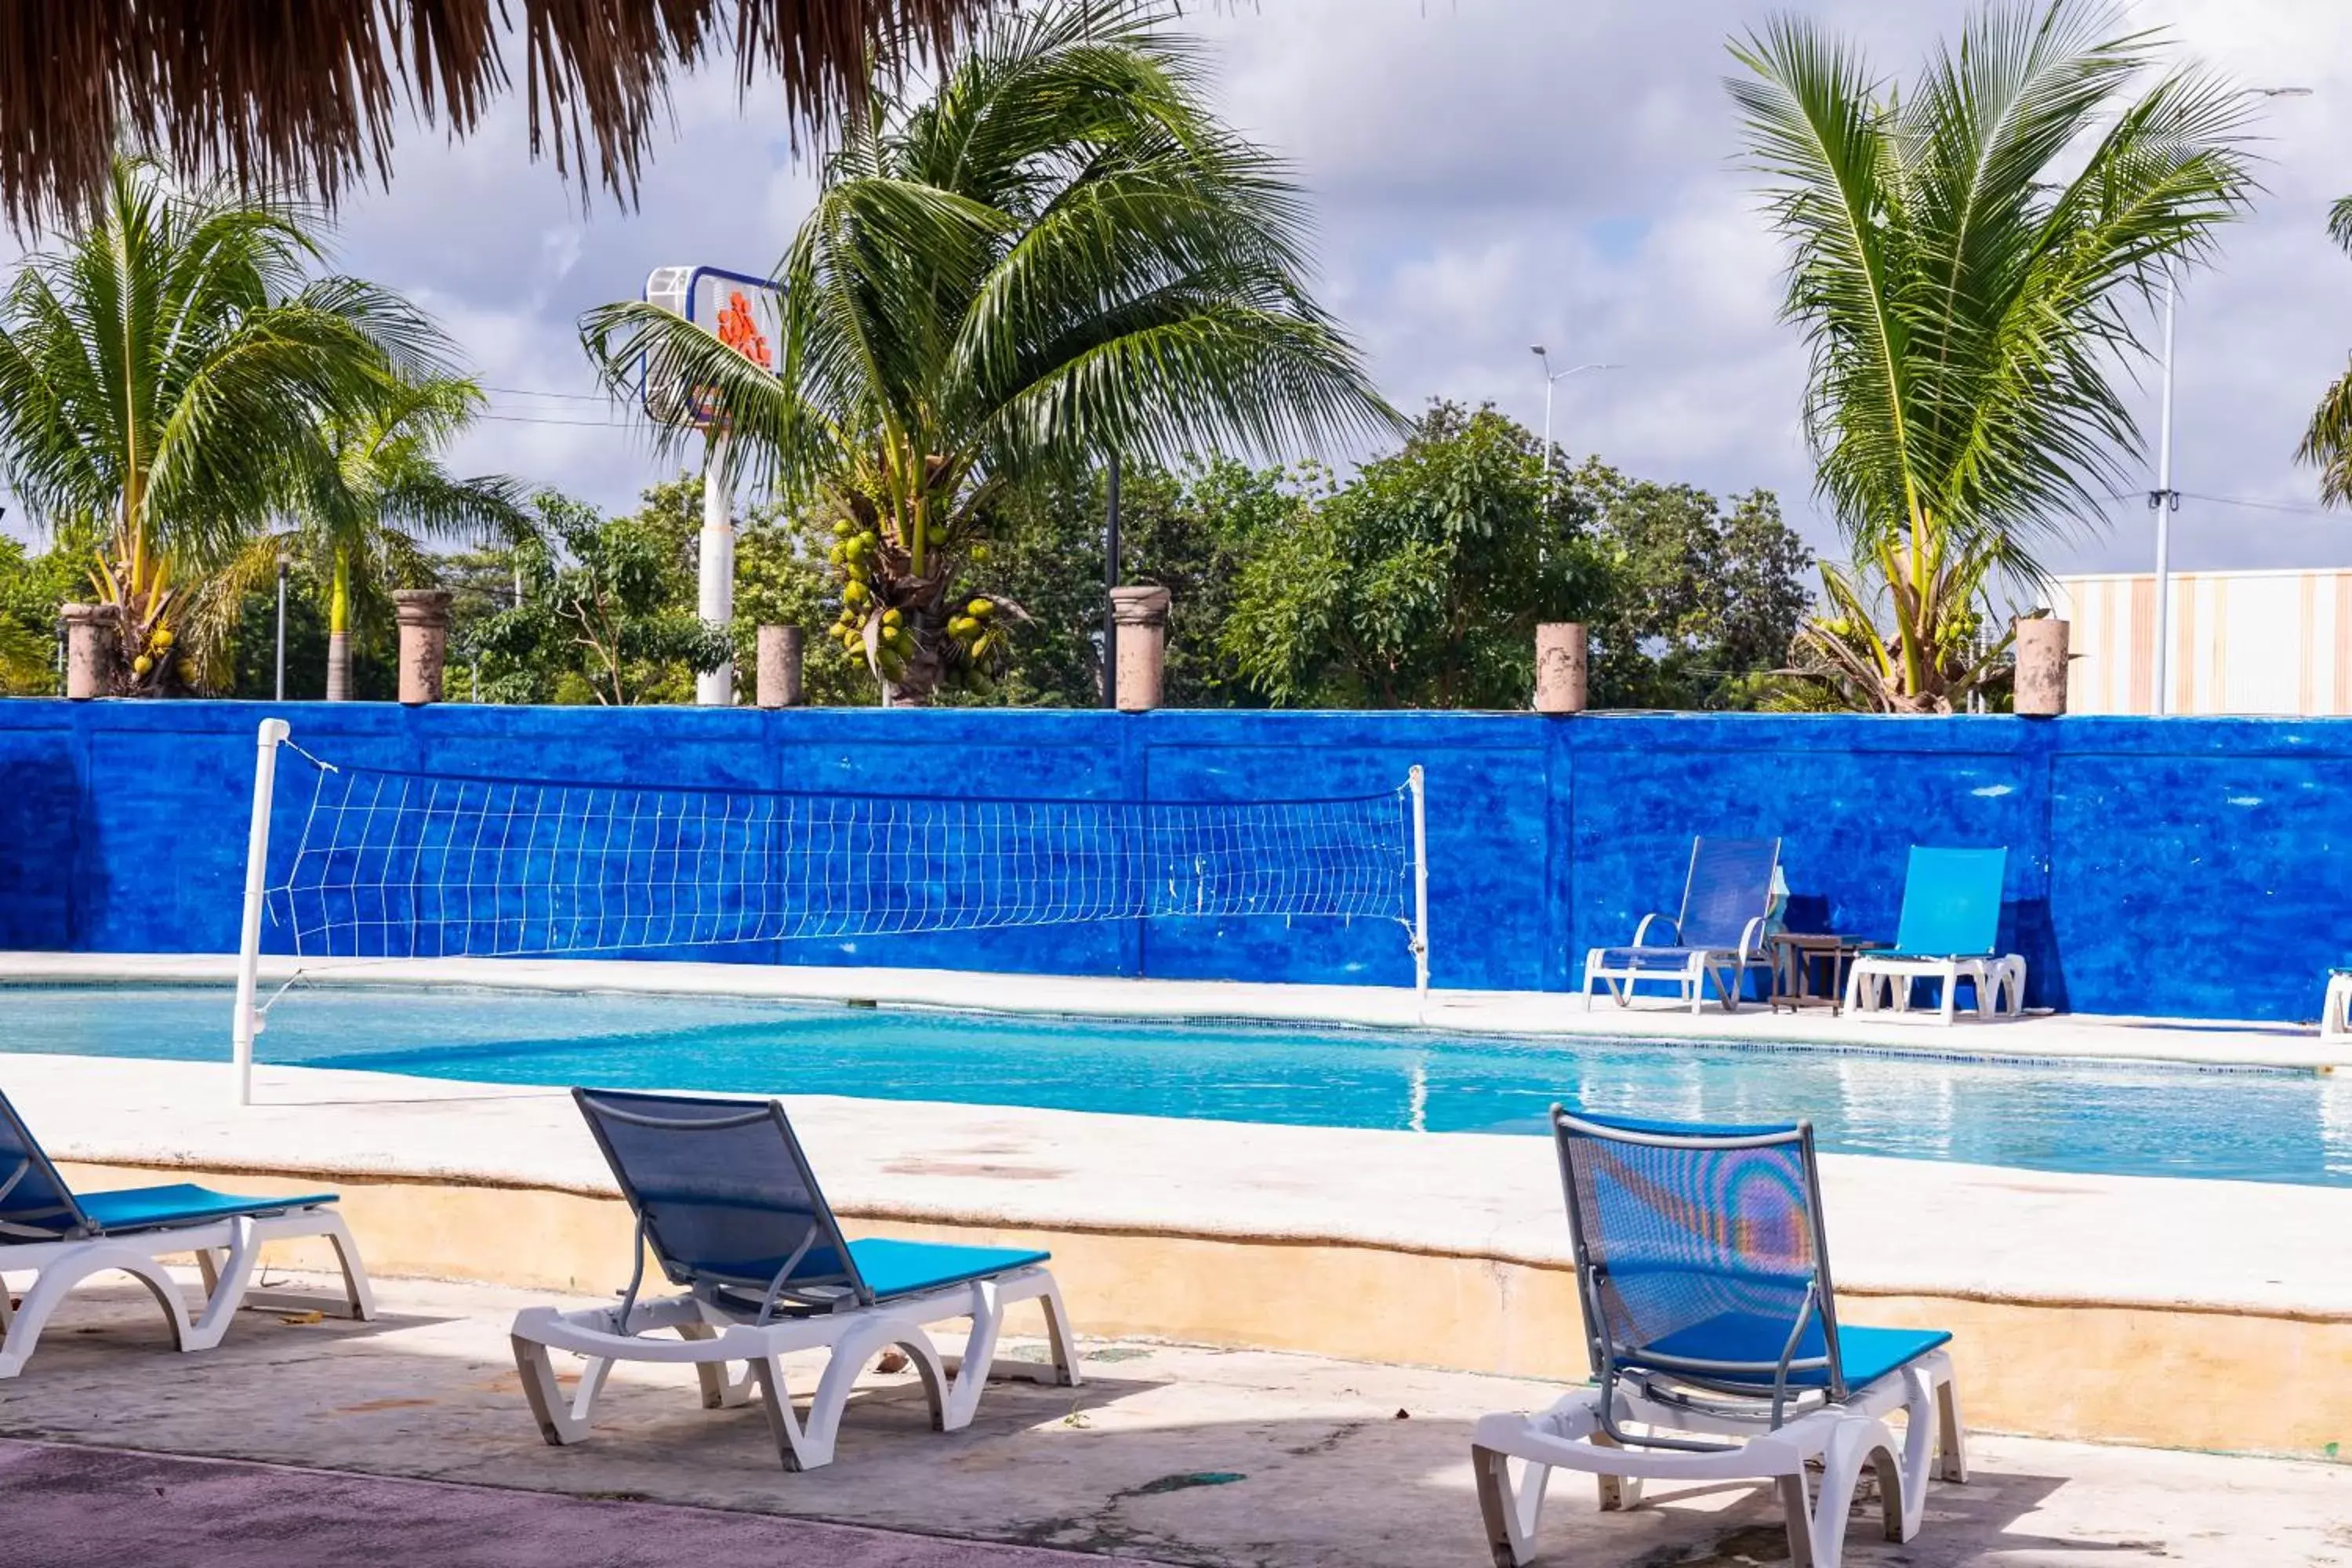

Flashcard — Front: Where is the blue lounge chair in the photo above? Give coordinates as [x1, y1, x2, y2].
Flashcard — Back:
[1844, 847, 2024, 1023]
[1583, 837, 1781, 1014]
[509, 1088, 1082, 1472]
[0, 1088, 374, 1378]
[1472, 1109, 1965, 1568]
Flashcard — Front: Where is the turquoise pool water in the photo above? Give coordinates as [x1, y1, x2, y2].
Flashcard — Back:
[5, 983, 2347, 1187]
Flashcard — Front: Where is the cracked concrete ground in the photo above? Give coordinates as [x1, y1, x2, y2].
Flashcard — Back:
[2, 1274, 2348, 1567]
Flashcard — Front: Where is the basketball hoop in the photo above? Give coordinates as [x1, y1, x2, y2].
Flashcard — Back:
[641, 265, 784, 430]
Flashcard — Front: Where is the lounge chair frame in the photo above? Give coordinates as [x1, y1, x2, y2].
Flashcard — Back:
[1582, 837, 1780, 1014]
[1469, 1109, 1965, 1568]
[510, 1091, 1081, 1472]
[2322, 969, 2352, 1040]
[0, 1095, 374, 1379]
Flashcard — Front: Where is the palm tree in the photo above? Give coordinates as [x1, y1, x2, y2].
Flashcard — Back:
[2298, 199, 2352, 507]
[204, 375, 530, 699]
[0, 154, 449, 694]
[581, 0, 1395, 704]
[1730, 0, 2257, 712]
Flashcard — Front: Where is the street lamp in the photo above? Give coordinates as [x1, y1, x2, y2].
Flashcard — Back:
[1530, 345, 1618, 503]
[2146, 85, 2310, 715]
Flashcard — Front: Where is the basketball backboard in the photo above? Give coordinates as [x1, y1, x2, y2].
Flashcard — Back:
[641, 264, 785, 428]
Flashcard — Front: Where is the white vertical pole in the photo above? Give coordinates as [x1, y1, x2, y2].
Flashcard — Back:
[696, 431, 736, 707]
[1407, 764, 1429, 1000]
[231, 717, 290, 1106]
[2151, 275, 2178, 717]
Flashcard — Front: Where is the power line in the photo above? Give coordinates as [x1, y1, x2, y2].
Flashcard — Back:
[2179, 490, 2340, 518]
[476, 412, 636, 428]
[481, 383, 610, 402]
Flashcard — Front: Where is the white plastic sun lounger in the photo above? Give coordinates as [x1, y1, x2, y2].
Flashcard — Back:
[1471, 1109, 1965, 1568]
[0, 1088, 375, 1378]
[1583, 837, 1781, 1014]
[510, 1087, 1082, 1472]
[1845, 847, 2024, 1024]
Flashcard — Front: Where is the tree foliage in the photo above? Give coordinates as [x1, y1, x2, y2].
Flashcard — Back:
[1577, 465, 1813, 710]
[2299, 196, 2352, 509]
[1731, 0, 2256, 710]
[0, 154, 453, 694]
[1221, 402, 1608, 709]
[469, 488, 732, 706]
[579, 0, 1393, 704]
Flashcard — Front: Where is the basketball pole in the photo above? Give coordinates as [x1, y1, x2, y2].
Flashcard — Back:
[697, 430, 735, 706]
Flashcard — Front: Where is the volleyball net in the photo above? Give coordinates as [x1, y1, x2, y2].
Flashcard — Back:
[230, 720, 1428, 1099]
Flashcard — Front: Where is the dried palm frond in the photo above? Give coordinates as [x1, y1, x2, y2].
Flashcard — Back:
[0, 0, 993, 231]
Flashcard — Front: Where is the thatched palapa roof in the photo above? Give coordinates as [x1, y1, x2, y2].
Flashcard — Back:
[0, 0, 996, 228]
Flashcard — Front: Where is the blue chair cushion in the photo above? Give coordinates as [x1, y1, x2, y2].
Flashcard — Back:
[73, 1183, 340, 1236]
[1639, 1312, 1951, 1392]
[846, 1237, 1050, 1301]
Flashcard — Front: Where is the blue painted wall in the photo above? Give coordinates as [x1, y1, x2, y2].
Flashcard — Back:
[0, 699, 2339, 1021]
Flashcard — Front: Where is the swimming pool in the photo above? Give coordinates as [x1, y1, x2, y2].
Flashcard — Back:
[6, 982, 2348, 1187]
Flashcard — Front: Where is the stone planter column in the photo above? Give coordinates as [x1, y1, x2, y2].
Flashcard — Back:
[60, 604, 113, 699]
[394, 589, 453, 706]
[1110, 586, 1171, 712]
[2014, 616, 2069, 717]
[1534, 622, 1588, 714]
[757, 625, 804, 709]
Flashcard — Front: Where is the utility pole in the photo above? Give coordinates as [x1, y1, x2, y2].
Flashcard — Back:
[274, 551, 289, 702]
[2148, 276, 2178, 716]
[697, 431, 735, 706]
[1102, 451, 1122, 708]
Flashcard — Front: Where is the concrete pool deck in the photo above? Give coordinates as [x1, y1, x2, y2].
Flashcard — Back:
[7, 1043, 2352, 1457]
[2, 1276, 2348, 1568]
[4, 949, 2349, 1072]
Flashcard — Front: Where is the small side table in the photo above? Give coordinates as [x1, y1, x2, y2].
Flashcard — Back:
[1770, 934, 1889, 1015]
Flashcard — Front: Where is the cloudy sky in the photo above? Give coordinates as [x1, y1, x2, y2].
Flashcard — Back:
[21, 0, 2352, 577]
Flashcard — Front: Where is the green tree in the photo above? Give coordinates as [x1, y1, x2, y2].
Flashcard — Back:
[205, 374, 528, 699]
[1731, 0, 2256, 712]
[2299, 198, 2352, 507]
[581, 0, 1392, 705]
[731, 503, 873, 707]
[472, 490, 732, 706]
[1222, 402, 1608, 709]
[1579, 465, 1812, 710]
[0, 154, 450, 694]
[980, 459, 1281, 707]
[0, 529, 89, 694]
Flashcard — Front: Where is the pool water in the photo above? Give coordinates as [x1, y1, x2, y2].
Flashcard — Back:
[6, 983, 2348, 1188]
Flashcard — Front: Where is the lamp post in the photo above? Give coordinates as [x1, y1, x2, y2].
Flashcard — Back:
[2144, 85, 2309, 716]
[1530, 346, 1618, 505]
[1102, 450, 1121, 710]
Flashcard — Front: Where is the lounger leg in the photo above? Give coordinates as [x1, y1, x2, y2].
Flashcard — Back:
[1024, 1271, 1084, 1389]
[1591, 1427, 1641, 1512]
[1934, 1365, 1969, 1483]
[313, 1210, 378, 1321]
[1471, 1443, 1548, 1568]
[772, 1316, 948, 1470]
[1777, 1472, 1817, 1568]
[0, 1245, 191, 1379]
[1939, 965, 1958, 1026]
[183, 1218, 263, 1352]
[677, 1322, 757, 1409]
[511, 1334, 610, 1446]
[751, 1355, 822, 1471]
[1813, 1416, 1904, 1566]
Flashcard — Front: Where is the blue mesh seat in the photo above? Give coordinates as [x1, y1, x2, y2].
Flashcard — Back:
[1470, 1108, 1966, 1568]
[0, 1089, 374, 1379]
[510, 1087, 1082, 1472]
[1583, 837, 1782, 1014]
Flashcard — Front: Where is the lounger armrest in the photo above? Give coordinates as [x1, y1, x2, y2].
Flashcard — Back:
[1737, 915, 1768, 961]
[1632, 913, 1680, 947]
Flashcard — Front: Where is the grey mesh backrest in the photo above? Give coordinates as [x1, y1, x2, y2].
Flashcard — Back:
[1552, 1106, 1846, 1410]
[572, 1088, 869, 1312]
[1677, 837, 1781, 951]
[0, 1088, 91, 1242]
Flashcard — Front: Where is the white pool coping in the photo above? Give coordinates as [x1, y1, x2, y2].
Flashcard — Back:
[2, 950, 2345, 1073]
[6, 1047, 2350, 1321]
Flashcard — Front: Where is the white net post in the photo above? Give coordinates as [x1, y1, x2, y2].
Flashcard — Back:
[1407, 764, 1429, 1000]
[230, 717, 290, 1106]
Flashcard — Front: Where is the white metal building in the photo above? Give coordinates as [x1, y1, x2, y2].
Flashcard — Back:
[2046, 568, 2352, 717]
